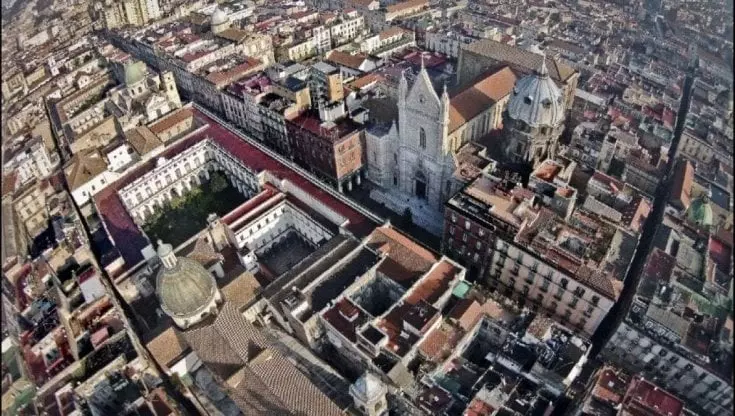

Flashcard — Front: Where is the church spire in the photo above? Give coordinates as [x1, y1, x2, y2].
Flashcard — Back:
[398, 68, 408, 103]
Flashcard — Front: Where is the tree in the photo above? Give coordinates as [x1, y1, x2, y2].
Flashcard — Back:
[209, 172, 228, 193]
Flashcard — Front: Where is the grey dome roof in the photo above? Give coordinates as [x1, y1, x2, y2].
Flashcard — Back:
[506, 59, 565, 128]
[211, 7, 229, 26]
[351, 372, 385, 401]
[156, 256, 217, 318]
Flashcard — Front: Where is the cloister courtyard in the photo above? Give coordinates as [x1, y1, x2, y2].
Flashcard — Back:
[142, 171, 247, 247]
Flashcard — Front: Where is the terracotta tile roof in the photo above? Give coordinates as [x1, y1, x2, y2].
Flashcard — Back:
[186, 235, 223, 268]
[591, 367, 628, 405]
[642, 248, 676, 282]
[367, 225, 438, 287]
[449, 298, 483, 332]
[321, 298, 368, 342]
[348, 73, 385, 90]
[379, 26, 409, 41]
[406, 260, 459, 305]
[149, 107, 194, 135]
[462, 39, 576, 82]
[622, 376, 684, 416]
[669, 159, 694, 209]
[2, 172, 18, 197]
[64, 149, 108, 190]
[215, 28, 250, 43]
[248, 348, 344, 416]
[418, 322, 458, 361]
[326, 50, 370, 71]
[464, 397, 495, 416]
[205, 58, 263, 88]
[449, 66, 516, 133]
[146, 326, 189, 368]
[221, 273, 261, 311]
[125, 126, 162, 156]
[386, 0, 428, 14]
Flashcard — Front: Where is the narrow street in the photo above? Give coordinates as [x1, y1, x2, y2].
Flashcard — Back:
[589, 70, 695, 355]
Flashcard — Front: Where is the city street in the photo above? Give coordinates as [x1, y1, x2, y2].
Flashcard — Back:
[589, 71, 696, 355]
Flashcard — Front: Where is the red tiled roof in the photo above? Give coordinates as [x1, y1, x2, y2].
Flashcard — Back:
[464, 397, 495, 416]
[322, 298, 365, 342]
[222, 185, 278, 226]
[642, 248, 676, 282]
[449, 67, 516, 133]
[406, 260, 458, 305]
[449, 298, 483, 331]
[368, 225, 438, 287]
[669, 159, 693, 209]
[591, 368, 627, 405]
[386, 0, 428, 14]
[622, 376, 683, 416]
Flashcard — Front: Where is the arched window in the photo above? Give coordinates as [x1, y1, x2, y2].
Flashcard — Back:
[419, 128, 426, 149]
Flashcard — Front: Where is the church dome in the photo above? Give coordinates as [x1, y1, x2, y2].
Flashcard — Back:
[211, 7, 229, 27]
[155, 240, 218, 322]
[686, 194, 714, 227]
[350, 372, 386, 402]
[506, 58, 565, 128]
[124, 61, 146, 86]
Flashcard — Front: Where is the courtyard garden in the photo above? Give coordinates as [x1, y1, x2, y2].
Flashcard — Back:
[142, 171, 247, 247]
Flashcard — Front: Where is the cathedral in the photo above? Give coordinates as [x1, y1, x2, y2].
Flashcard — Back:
[366, 60, 517, 215]
[366, 54, 568, 228]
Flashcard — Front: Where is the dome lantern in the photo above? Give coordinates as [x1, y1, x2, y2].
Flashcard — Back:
[157, 239, 177, 269]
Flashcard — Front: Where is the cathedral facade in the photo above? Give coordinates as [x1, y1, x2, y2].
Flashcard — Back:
[366, 63, 517, 214]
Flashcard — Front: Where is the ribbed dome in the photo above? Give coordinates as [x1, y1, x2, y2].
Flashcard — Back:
[506, 59, 565, 128]
[211, 7, 229, 26]
[155, 241, 217, 319]
[350, 372, 386, 402]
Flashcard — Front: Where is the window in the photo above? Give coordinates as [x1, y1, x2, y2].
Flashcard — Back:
[419, 128, 426, 149]
[478, 228, 485, 237]
[393, 175, 398, 186]
[560, 278, 569, 289]
[475, 241, 482, 250]
[465, 220, 471, 230]
[449, 226, 456, 235]
[574, 287, 585, 297]
[540, 278, 550, 292]
[591, 295, 600, 306]
[554, 286, 564, 299]
[669, 356, 679, 364]
[569, 297, 579, 308]
[462, 233, 468, 242]
[451, 213, 457, 223]
[659, 349, 668, 357]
